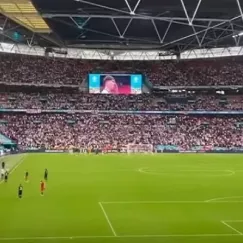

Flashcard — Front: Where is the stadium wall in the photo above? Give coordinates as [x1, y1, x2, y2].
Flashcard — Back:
[13, 147, 243, 154]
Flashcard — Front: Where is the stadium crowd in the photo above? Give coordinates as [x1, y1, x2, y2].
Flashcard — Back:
[1, 54, 243, 86]
[0, 92, 242, 111]
[0, 114, 242, 149]
[0, 54, 243, 151]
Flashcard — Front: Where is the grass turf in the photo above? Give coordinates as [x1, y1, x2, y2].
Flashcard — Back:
[1, 153, 243, 243]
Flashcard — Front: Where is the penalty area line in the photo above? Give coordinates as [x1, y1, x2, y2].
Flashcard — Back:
[221, 221, 243, 235]
[0, 233, 242, 240]
[98, 202, 117, 236]
[100, 200, 243, 204]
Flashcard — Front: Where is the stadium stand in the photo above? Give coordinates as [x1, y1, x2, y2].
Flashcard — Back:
[0, 114, 242, 150]
[1, 54, 243, 86]
[0, 53, 243, 152]
[0, 92, 242, 111]
[2, 0, 243, 240]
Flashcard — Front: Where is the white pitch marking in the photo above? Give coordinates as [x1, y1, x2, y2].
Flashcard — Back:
[224, 220, 243, 223]
[226, 170, 236, 176]
[101, 200, 243, 204]
[205, 196, 243, 202]
[221, 221, 243, 235]
[98, 202, 117, 236]
[102, 201, 202, 204]
[138, 167, 235, 176]
[0, 155, 27, 185]
[10, 155, 27, 174]
[0, 233, 241, 240]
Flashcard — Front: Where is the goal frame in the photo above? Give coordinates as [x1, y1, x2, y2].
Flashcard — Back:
[127, 144, 154, 154]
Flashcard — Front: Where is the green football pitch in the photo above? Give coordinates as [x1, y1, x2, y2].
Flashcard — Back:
[1, 153, 243, 243]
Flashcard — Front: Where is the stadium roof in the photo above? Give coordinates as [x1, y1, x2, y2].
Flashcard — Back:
[1, 0, 243, 59]
[0, 0, 50, 33]
[38, 0, 243, 50]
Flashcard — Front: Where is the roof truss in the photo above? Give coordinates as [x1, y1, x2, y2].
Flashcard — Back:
[41, 0, 243, 50]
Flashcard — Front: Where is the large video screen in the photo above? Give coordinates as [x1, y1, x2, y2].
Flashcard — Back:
[88, 74, 142, 94]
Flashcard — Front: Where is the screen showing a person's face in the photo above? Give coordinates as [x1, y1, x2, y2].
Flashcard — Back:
[89, 74, 142, 94]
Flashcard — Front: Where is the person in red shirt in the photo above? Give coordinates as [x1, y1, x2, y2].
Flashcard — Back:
[40, 180, 45, 196]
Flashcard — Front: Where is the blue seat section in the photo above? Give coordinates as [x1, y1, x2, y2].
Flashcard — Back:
[156, 145, 179, 151]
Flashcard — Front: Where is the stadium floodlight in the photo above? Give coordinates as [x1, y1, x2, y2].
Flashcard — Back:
[232, 31, 243, 38]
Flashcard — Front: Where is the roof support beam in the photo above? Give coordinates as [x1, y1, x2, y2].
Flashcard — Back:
[180, 0, 202, 46]
[233, 22, 243, 28]
[26, 33, 35, 47]
[180, 0, 191, 25]
[235, 35, 241, 46]
[57, 17, 121, 40]
[111, 18, 122, 37]
[55, 17, 160, 45]
[161, 15, 242, 48]
[133, 0, 141, 14]
[201, 32, 236, 48]
[191, 0, 202, 24]
[70, 16, 90, 29]
[0, 27, 20, 43]
[121, 18, 132, 37]
[230, 23, 240, 46]
[215, 25, 232, 41]
[191, 25, 201, 46]
[0, 17, 7, 31]
[200, 21, 212, 45]
[236, 0, 243, 22]
[231, 23, 237, 45]
[151, 19, 162, 43]
[74, 0, 130, 15]
[161, 19, 173, 43]
[43, 13, 232, 23]
[124, 0, 132, 13]
[43, 13, 235, 39]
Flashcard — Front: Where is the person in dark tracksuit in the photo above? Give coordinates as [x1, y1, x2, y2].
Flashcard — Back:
[4, 171, 8, 182]
[25, 171, 29, 182]
[44, 169, 48, 181]
[18, 184, 23, 198]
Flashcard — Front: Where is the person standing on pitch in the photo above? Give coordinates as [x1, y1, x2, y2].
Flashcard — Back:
[40, 180, 45, 196]
[25, 171, 29, 182]
[18, 184, 23, 198]
[1, 161, 5, 169]
[44, 169, 48, 181]
[4, 171, 8, 182]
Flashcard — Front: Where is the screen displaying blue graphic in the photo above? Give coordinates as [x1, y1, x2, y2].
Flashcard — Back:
[88, 73, 142, 94]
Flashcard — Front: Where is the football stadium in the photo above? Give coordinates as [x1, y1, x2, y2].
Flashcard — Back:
[1, 0, 243, 243]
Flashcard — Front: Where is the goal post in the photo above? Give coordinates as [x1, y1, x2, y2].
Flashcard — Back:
[127, 144, 154, 154]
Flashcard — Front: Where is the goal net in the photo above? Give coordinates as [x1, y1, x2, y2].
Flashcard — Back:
[127, 144, 153, 153]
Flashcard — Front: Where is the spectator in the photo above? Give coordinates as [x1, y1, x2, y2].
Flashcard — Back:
[1, 53, 243, 86]
[0, 114, 242, 150]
